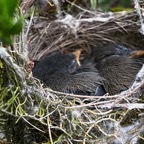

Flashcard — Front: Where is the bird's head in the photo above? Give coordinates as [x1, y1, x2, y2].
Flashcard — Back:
[32, 49, 83, 76]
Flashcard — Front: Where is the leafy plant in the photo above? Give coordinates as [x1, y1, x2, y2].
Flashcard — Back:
[0, 0, 23, 44]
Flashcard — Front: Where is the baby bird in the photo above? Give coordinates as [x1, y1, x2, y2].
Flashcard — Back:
[32, 51, 104, 95]
[90, 44, 143, 95]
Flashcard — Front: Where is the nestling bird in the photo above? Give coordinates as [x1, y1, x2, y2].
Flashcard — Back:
[32, 50, 105, 95]
[90, 44, 143, 95]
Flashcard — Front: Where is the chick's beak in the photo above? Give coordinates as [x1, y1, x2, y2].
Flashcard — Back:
[130, 50, 144, 58]
[73, 49, 82, 66]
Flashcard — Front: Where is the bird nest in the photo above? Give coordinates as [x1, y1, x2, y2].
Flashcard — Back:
[28, 10, 144, 60]
[0, 9, 144, 143]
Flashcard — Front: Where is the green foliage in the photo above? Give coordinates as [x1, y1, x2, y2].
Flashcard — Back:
[96, 0, 133, 11]
[0, 0, 23, 44]
[61, 0, 133, 15]
[90, 0, 97, 10]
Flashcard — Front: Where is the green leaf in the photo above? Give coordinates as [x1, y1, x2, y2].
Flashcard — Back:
[5, 0, 20, 16]
[0, 36, 12, 45]
[0, 0, 6, 15]
[10, 16, 23, 34]
[0, 0, 22, 44]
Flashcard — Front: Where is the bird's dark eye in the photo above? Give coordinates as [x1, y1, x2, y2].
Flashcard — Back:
[68, 59, 78, 74]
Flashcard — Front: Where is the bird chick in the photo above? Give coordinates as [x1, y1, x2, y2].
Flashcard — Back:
[89, 44, 143, 95]
[96, 55, 142, 95]
[32, 52, 104, 95]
